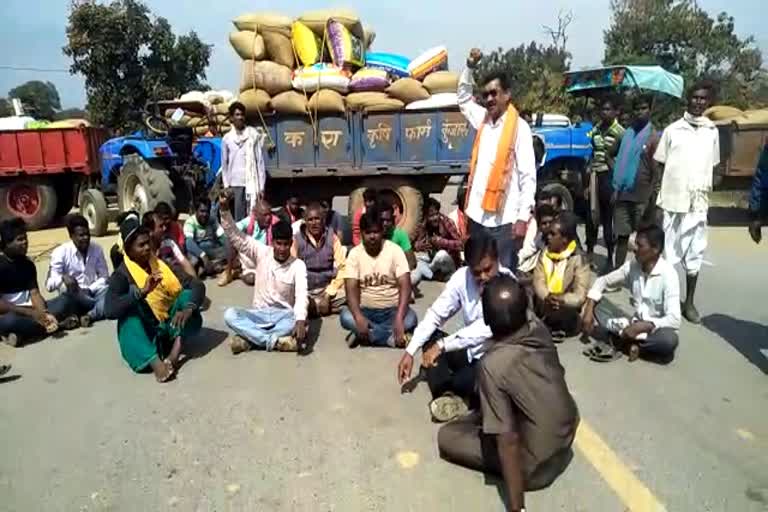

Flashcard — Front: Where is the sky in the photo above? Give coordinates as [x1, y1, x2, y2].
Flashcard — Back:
[1, 0, 766, 109]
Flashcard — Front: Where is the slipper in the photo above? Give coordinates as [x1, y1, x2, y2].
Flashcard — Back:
[587, 342, 622, 363]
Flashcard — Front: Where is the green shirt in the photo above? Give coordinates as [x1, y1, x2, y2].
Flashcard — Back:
[389, 228, 412, 252]
[590, 119, 625, 173]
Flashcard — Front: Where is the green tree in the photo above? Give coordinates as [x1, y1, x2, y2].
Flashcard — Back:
[603, 0, 765, 109]
[8, 81, 61, 119]
[0, 98, 12, 117]
[474, 12, 574, 115]
[63, 0, 212, 130]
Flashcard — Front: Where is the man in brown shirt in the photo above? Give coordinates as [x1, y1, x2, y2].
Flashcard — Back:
[438, 274, 579, 511]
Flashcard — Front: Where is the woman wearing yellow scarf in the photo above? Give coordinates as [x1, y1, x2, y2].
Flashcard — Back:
[104, 214, 205, 382]
[532, 212, 592, 340]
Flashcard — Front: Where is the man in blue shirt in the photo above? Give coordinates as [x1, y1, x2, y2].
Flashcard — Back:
[748, 144, 768, 244]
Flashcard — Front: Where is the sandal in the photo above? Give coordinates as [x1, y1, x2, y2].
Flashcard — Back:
[156, 360, 176, 383]
[217, 272, 232, 287]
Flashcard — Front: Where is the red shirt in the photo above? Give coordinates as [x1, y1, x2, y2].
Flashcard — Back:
[167, 222, 185, 249]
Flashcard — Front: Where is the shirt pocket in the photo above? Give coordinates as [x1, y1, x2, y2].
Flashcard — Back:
[273, 269, 295, 297]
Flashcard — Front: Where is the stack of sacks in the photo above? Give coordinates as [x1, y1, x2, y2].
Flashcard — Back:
[231, 12, 294, 116]
[163, 90, 235, 136]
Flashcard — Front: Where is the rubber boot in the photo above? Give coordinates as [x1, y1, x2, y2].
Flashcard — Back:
[682, 273, 701, 324]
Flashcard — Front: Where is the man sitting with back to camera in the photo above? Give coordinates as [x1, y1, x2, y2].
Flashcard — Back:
[438, 274, 579, 512]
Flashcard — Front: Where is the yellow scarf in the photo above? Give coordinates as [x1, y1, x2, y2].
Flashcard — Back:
[542, 241, 577, 294]
[465, 104, 519, 213]
[123, 253, 182, 321]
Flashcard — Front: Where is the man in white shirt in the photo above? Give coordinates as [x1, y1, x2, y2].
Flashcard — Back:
[218, 191, 309, 354]
[220, 101, 266, 221]
[398, 235, 512, 422]
[580, 225, 680, 363]
[653, 81, 719, 324]
[458, 48, 537, 270]
[46, 214, 110, 327]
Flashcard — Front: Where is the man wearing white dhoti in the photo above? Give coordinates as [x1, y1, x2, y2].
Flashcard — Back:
[653, 81, 719, 324]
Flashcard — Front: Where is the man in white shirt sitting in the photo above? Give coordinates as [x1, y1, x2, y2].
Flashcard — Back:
[398, 235, 511, 422]
[580, 225, 680, 363]
[458, 48, 537, 270]
[46, 214, 110, 327]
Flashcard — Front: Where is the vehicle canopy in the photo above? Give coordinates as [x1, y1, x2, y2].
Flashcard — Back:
[564, 65, 684, 98]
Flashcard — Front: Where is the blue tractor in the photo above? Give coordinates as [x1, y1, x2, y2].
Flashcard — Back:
[91, 101, 222, 233]
[530, 113, 593, 211]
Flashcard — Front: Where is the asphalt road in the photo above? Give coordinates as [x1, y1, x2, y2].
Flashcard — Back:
[0, 220, 766, 511]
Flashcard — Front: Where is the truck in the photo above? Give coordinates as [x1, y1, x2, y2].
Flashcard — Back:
[715, 120, 768, 188]
[0, 125, 107, 230]
[96, 106, 592, 238]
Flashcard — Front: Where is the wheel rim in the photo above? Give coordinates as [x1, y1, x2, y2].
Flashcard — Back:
[7, 184, 40, 217]
[83, 201, 98, 230]
[123, 174, 149, 213]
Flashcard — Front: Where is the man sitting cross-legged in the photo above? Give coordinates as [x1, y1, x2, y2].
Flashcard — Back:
[184, 196, 230, 280]
[438, 274, 579, 511]
[45, 214, 110, 328]
[291, 202, 346, 317]
[398, 235, 513, 423]
[411, 197, 463, 285]
[532, 211, 592, 341]
[219, 191, 309, 354]
[0, 218, 79, 347]
[580, 224, 680, 363]
[340, 207, 417, 348]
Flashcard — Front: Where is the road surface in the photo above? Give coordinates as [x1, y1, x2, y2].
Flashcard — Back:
[0, 220, 766, 512]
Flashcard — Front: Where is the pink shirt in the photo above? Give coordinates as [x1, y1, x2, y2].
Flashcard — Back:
[222, 211, 308, 321]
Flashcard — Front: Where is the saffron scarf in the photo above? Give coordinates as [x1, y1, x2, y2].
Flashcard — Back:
[465, 105, 519, 213]
[123, 253, 182, 322]
[542, 240, 577, 294]
[612, 122, 653, 193]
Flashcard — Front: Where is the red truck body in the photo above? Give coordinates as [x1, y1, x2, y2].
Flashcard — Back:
[0, 126, 107, 229]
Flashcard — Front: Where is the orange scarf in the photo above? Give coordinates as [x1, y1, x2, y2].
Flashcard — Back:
[465, 105, 519, 213]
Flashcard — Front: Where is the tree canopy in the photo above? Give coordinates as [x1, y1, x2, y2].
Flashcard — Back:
[8, 81, 61, 120]
[603, 0, 765, 109]
[63, 0, 212, 130]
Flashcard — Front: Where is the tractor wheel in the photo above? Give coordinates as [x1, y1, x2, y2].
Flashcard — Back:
[117, 155, 175, 216]
[80, 188, 109, 237]
[0, 178, 58, 230]
[348, 178, 423, 239]
[540, 182, 575, 212]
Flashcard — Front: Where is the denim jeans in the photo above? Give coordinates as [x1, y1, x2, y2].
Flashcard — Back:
[339, 306, 418, 347]
[186, 238, 230, 265]
[65, 287, 108, 321]
[0, 295, 75, 343]
[224, 306, 295, 351]
[468, 219, 520, 270]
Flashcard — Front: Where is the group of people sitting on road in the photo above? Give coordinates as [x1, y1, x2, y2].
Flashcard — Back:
[0, 53, 745, 511]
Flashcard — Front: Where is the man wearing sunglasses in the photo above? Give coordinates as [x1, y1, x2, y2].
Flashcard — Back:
[457, 48, 537, 270]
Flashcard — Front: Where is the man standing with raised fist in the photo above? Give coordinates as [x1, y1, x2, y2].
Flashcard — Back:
[457, 48, 537, 270]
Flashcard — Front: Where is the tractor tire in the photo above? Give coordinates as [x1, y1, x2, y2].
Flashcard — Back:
[540, 182, 574, 212]
[348, 178, 423, 239]
[117, 155, 175, 216]
[80, 188, 109, 237]
[0, 178, 58, 230]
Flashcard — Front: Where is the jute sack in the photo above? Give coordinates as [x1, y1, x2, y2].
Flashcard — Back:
[263, 31, 295, 68]
[423, 71, 459, 94]
[239, 60, 292, 96]
[271, 91, 308, 114]
[298, 8, 363, 38]
[346, 92, 404, 112]
[239, 89, 271, 113]
[214, 103, 230, 115]
[307, 90, 346, 113]
[386, 78, 430, 104]
[232, 12, 292, 34]
[704, 105, 744, 121]
[194, 125, 211, 137]
[229, 31, 266, 60]
[742, 109, 768, 125]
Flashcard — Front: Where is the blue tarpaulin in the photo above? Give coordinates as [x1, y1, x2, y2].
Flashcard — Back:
[564, 66, 684, 98]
